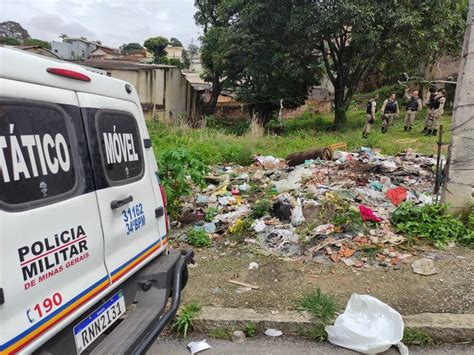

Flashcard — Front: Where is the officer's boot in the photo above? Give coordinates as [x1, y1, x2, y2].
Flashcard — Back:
[408, 126, 412, 131]
[432, 129, 438, 136]
[421, 127, 427, 134]
[425, 129, 432, 136]
[404, 126, 408, 131]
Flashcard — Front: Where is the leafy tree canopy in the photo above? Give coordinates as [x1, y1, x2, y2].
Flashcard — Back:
[23, 38, 51, 49]
[187, 43, 199, 57]
[169, 37, 183, 47]
[121, 42, 143, 54]
[144, 36, 169, 59]
[0, 37, 21, 45]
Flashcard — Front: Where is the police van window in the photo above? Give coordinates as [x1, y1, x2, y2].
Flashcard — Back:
[96, 111, 143, 183]
[0, 102, 77, 207]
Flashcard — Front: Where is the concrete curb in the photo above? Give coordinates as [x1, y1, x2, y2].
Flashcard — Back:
[194, 306, 474, 344]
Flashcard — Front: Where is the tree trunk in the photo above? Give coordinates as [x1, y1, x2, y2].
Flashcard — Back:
[333, 82, 347, 129]
[250, 103, 276, 126]
[206, 81, 222, 115]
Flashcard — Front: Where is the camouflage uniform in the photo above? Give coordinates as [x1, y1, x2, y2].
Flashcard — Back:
[381, 98, 399, 133]
[427, 94, 446, 135]
[363, 99, 377, 137]
[404, 91, 422, 131]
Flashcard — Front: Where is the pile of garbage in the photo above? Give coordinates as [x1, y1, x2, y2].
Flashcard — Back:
[173, 147, 442, 270]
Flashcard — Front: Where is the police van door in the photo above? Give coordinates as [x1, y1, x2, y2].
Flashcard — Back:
[77, 93, 166, 287]
[0, 81, 109, 354]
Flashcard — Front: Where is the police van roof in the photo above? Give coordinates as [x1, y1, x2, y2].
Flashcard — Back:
[0, 47, 140, 103]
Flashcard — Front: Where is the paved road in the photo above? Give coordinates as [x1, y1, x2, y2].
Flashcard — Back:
[149, 336, 474, 354]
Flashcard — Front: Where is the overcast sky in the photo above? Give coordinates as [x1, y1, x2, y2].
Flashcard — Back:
[0, 0, 201, 48]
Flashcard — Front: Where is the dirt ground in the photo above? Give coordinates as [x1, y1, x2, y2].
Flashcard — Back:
[179, 245, 474, 315]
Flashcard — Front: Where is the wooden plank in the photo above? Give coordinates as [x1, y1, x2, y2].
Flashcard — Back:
[227, 279, 260, 290]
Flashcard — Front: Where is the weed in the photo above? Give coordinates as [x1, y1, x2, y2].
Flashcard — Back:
[245, 321, 256, 337]
[187, 229, 212, 247]
[228, 217, 253, 243]
[158, 147, 208, 219]
[251, 199, 272, 219]
[392, 203, 472, 248]
[297, 287, 336, 323]
[208, 327, 231, 339]
[205, 207, 218, 222]
[361, 245, 382, 259]
[301, 324, 328, 342]
[172, 303, 201, 337]
[332, 207, 362, 232]
[244, 244, 271, 256]
[403, 328, 434, 345]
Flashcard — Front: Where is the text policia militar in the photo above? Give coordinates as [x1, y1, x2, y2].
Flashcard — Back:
[18, 225, 90, 290]
[0, 127, 71, 183]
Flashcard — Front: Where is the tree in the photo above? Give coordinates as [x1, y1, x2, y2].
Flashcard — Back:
[169, 58, 186, 69]
[187, 43, 199, 58]
[0, 37, 21, 45]
[121, 42, 143, 54]
[169, 37, 183, 47]
[199, 26, 231, 114]
[223, 1, 321, 124]
[182, 49, 191, 69]
[305, 0, 466, 128]
[195, 0, 239, 114]
[23, 38, 51, 49]
[144, 36, 169, 61]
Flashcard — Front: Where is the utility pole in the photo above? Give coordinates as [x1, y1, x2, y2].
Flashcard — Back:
[441, 0, 474, 215]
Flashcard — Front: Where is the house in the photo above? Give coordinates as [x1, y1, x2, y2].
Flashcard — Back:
[212, 80, 334, 119]
[72, 60, 205, 121]
[51, 37, 97, 60]
[166, 46, 183, 60]
[119, 48, 154, 64]
[12, 45, 59, 59]
[89, 45, 120, 60]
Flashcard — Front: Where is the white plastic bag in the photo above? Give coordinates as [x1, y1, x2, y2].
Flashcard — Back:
[325, 294, 408, 354]
[291, 198, 305, 226]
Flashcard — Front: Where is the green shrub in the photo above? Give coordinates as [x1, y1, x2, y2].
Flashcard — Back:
[187, 229, 212, 247]
[158, 147, 208, 219]
[391, 203, 472, 248]
[172, 303, 201, 337]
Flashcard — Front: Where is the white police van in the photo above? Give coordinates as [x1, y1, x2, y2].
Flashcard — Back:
[0, 47, 192, 354]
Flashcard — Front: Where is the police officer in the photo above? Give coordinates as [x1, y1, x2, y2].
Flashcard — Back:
[404, 88, 422, 131]
[426, 88, 446, 136]
[422, 87, 437, 134]
[380, 93, 399, 133]
[362, 94, 378, 138]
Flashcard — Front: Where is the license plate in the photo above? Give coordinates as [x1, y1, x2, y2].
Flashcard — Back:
[73, 291, 126, 353]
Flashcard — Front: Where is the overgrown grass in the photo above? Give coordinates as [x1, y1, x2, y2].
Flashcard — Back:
[297, 287, 337, 323]
[148, 108, 451, 167]
[300, 324, 329, 342]
[172, 303, 201, 337]
[208, 327, 232, 340]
